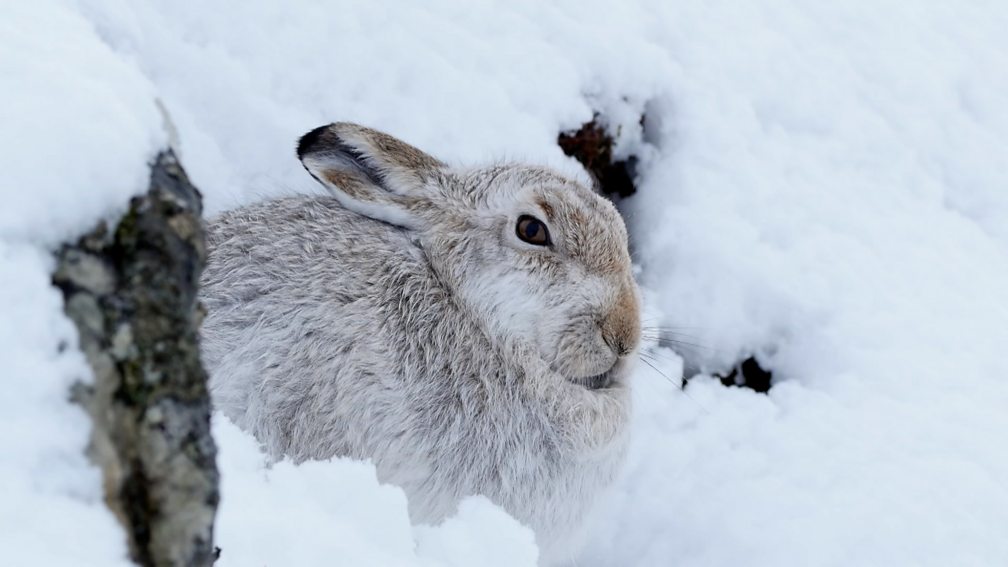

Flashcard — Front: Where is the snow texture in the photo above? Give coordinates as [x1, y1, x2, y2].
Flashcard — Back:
[214, 418, 537, 566]
[3, 0, 1008, 565]
[1, 1, 159, 564]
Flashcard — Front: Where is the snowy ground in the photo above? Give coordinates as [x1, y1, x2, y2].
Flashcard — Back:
[3, 0, 1007, 565]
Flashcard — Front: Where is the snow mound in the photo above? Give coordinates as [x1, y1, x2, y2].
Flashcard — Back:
[0, 1, 161, 563]
[4, 0, 1008, 565]
[214, 418, 537, 566]
[584, 3, 1008, 565]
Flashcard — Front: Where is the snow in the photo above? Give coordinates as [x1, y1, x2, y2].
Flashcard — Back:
[0, 244, 128, 566]
[3, 0, 1008, 565]
[0, 0, 161, 563]
[0, 0, 162, 246]
[595, 4, 1008, 564]
[214, 417, 537, 566]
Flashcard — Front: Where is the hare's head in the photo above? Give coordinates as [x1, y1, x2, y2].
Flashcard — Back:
[298, 123, 641, 389]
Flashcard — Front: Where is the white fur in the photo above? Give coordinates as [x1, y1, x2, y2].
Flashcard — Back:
[200, 123, 642, 564]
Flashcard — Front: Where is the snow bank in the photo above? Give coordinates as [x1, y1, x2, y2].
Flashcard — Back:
[4, 0, 1008, 565]
[1, 0, 162, 246]
[76, 0, 669, 214]
[0, 0, 160, 563]
[584, 3, 1008, 566]
[214, 418, 537, 566]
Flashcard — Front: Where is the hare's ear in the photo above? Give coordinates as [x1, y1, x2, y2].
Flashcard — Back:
[297, 123, 446, 229]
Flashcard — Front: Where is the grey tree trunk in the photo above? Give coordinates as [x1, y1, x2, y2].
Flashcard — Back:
[53, 150, 219, 566]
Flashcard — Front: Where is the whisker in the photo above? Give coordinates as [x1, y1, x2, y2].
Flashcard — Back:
[641, 329, 703, 337]
[638, 355, 681, 389]
[642, 329, 714, 343]
[637, 356, 710, 414]
[641, 334, 708, 347]
[641, 324, 711, 330]
[640, 329, 707, 340]
[639, 349, 682, 364]
[644, 330, 705, 338]
[652, 339, 717, 355]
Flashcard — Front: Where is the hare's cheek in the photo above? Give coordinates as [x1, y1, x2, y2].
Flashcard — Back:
[457, 270, 549, 339]
[532, 316, 571, 366]
[550, 324, 617, 378]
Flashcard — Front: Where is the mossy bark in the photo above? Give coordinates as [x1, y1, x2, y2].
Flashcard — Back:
[53, 150, 219, 566]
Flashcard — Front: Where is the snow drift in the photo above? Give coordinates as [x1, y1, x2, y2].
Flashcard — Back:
[2, 0, 1007, 565]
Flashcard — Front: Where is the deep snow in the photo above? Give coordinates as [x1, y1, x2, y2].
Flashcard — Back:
[3, 0, 1007, 565]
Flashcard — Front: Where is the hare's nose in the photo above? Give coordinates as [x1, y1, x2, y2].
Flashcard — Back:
[600, 282, 642, 356]
[615, 341, 633, 357]
[603, 333, 632, 357]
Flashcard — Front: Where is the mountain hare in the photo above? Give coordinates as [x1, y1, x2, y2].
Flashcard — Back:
[200, 123, 641, 563]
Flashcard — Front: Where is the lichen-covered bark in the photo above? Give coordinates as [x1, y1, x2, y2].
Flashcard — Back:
[53, 150, 218, 566]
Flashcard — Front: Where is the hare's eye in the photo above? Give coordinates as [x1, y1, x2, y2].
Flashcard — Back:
[516, 215, 551, 246]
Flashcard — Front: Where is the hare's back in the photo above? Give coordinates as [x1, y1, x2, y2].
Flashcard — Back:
[202, 196, 415, 313]
[199, 197, 419, 432]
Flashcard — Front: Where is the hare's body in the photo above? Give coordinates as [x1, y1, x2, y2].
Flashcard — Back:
[200, 124, 641, 564]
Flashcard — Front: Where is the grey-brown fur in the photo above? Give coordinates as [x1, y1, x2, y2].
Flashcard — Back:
[199, 123, 641, 563]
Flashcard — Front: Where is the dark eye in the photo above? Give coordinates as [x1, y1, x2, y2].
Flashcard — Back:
[516, 214, 551, 246]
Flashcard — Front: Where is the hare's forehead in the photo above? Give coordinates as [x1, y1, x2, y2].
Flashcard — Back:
[551, 192, 631, 272]
[462, 165, 575, 197]
[465, 165, 599, 213]
[463, 165, 630, 272]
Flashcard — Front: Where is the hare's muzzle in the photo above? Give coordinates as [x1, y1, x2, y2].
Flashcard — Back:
[601, 281, 642, 356]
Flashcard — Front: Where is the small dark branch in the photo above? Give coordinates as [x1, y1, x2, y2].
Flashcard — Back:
[558, 116, 638, 198]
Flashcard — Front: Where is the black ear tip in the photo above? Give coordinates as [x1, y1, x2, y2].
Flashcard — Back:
[297, 124, 332, 159]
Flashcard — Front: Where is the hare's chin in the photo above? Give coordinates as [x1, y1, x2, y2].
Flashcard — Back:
[571, 369, 617, 390]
